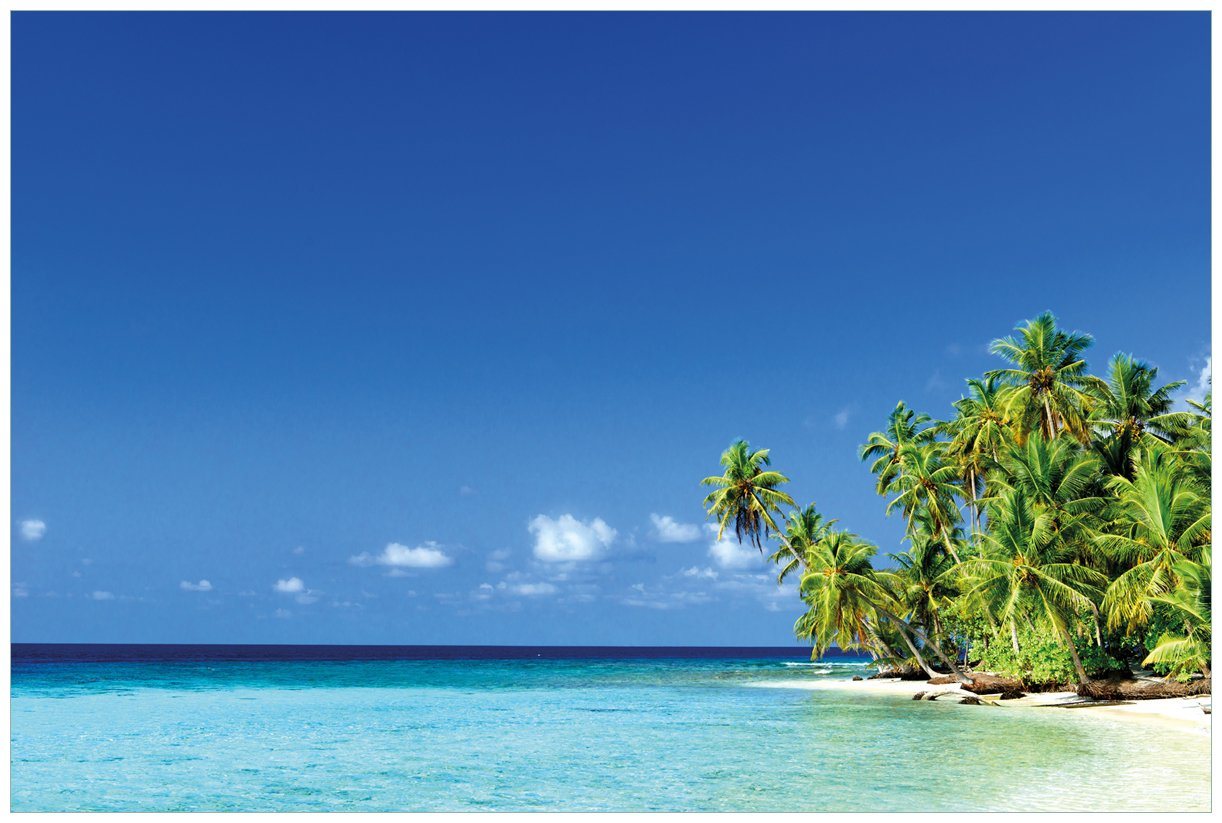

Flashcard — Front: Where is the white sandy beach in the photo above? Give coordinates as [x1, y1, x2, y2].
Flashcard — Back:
[753, 676, 1212, 737]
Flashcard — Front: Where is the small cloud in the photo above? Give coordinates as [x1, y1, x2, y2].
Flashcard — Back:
[350, 542, 453, 569]
[485, 548, 511, 573]
[273, 577, 305, 594]
[13, 586, 29, 598]
[180, 580, 213, 592]
[19, 519, 46, 542]
[295, 592, 320, 605]
[925, 370, 947, 393]
[274, 608, 292, 619]
[680, 566, 719, 580]
[706, 524, 759, 570]
[620, 583, 712, 610]
[90, 590, 115, 601]
[945, 343, 962, 357]
[237, 590, 257, 597]
[833, 407, 851, 430]
[292, 546, 306, 556]
[459, 484, 477, 496]
[529, 514, 616, 563]
[649, 514, 701, 544]
[508, 581, 558, 596]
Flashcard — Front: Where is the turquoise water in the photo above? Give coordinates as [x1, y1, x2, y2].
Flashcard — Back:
[11, 655, 1211, 811]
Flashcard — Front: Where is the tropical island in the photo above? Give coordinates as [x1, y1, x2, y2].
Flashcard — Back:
[701, 312, 1211, 704]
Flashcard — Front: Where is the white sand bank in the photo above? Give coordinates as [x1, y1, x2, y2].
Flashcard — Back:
[751, 676, 1212, 737]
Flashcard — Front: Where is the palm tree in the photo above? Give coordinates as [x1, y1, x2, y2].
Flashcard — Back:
[881, 538, 959, 652]
[884, 442, 965, 563]
[1161, 393, 1212, 487]
[1091, 353, 1185, 440]
[993, 434, 1105, 544]
[1097, 443, 1211, 632]
[961, 489, 1108, 684]
[987, 312, 1105, 443]
[940, 376, 1011, 535]
[702, 439, 799, 564]
[1090, 354, 1185, 475]
[860, 402, 934, 495]
[1142, 550, 1211, 679]
[769, 504, 835, 584]
[794, 531, 884, 657]
[796, 529, 971, 682]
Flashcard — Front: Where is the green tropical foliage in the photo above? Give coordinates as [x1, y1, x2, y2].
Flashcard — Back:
[700, 312, 1212, 687]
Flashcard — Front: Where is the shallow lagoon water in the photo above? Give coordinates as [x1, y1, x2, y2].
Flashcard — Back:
[10, 653, 1211, 811]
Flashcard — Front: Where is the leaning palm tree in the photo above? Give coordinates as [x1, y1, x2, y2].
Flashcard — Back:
[702, 439, 799, 564]
[796, 530, 971, 682]
[961, 489, 1108, 684]
[1097, 443, 1211, 632]
[769, 504, 835, 584]
[860, 401, 935, 495]
[882, 538, 959, 652]
[987, 311, 1105, 443]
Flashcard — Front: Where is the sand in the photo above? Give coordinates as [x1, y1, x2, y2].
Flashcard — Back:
[752, 676, 1212, 737]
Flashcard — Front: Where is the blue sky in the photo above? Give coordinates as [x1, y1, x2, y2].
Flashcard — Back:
[12, 12, 1210, 645]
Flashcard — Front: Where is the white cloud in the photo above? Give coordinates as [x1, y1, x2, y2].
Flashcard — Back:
[620, 584, 712, 610]
[649, 514, 701, 543]
[274, 608, 292, 619]
[91, 590, 114, 601]
[680, 566, 719, 580]
[833, 407, 851, 430]
[1190, 355, 1212, 401]
[295, 592, 320, 605]
[19, 519, 46, 542]
[508, 581, 558, 596]
[180, 580, 213, 592]
[349, 542, 452, 569]
[292, 546, 306, 556]
[706, 524, 759, 570]
[273, 577, 305, 593]
[13, 586, 29, 598]
[485, 548, 511, 573]
[459, 484, 477, 496]
[529, 514, 616, 563]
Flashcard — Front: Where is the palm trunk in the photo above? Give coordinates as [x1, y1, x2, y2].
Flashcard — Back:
[875, 605, 971, 684]
[939, 523, 963, 565]
[967, 467, 980, 539]
[1010, 619, 1021, 654]
[1043, 397, 1057, 439]
[893, 626, 939, 679]
[1087, 602, 1104, 647]
[1056, 622, 1089, 685]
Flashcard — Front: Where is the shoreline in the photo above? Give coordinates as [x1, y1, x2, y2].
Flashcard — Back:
[753, 676, 1212, 738]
